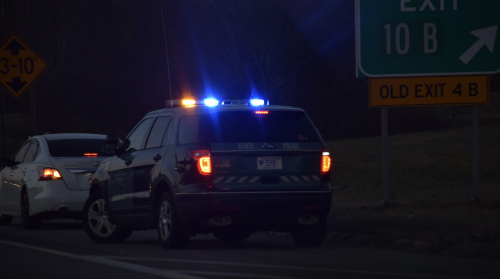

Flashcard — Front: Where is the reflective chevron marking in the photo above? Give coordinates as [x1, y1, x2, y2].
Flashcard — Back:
[280, 176, 290, 182]
[213, 177, 224, 183]
[213, 175, 320, 183]
[225, 176, 236, 183]
[248, 176, 260, 183]
[237, 176, 248, 183]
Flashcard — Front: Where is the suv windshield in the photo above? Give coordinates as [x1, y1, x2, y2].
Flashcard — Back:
[47, 139, 106, 157]
[179, 111, 320, 144]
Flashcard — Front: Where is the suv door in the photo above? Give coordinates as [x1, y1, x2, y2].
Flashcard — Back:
[108, 118, 154, 218]
[131, 116, 172, 224]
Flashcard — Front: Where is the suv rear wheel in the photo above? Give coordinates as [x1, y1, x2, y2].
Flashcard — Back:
[157, 192, 190, 249]
[83, 191, 132, 243]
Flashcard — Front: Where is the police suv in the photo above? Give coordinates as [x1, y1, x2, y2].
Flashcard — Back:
[83, 98, 332, 248]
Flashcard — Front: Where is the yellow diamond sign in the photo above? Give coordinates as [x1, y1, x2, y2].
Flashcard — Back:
[0, 34, 47, 99]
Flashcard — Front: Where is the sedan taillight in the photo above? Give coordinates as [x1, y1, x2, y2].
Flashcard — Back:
[37, 167, 63, 181]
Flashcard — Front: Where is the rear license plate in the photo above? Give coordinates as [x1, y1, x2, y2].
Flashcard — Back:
[257, 156, 282, 170]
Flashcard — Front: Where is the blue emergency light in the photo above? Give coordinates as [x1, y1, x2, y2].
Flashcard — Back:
[249, 99, 265, 106]
[203, 98, 219, 107]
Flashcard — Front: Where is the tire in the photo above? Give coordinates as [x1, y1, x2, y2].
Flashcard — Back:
[213, 227, 253, 242]
[82, 192, 132, 243]
[157, 192, 190, 249]
[291, 218, 327, 247]
[21, 190, 42, 229]
[0, 215, 12, 226]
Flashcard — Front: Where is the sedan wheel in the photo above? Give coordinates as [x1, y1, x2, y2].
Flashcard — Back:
[21, 190, 41, 229]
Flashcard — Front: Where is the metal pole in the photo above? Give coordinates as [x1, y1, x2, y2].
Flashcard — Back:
[31, 87, 36, 136]
[471, 105, 479, 202]
[2, 88, 5, 158]
[161, 8, 173, 108]
[381, 107, 390, 204]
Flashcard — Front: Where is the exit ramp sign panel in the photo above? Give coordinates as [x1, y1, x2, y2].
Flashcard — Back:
[356, 0, 500, 77]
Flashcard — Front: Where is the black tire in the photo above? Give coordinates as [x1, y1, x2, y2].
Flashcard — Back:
[157, 192, 190, 249]
[291, 218, 327, 247]
[21, 190, 42, 229]
[213, 227, 253, 242]
[0, 215, 12, 226]
[82, 191, 132, 243]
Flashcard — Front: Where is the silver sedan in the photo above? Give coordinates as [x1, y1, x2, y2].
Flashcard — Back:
[0, 133, 109, 229]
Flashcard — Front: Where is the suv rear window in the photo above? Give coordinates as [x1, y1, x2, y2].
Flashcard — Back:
[47, 139, 106, 157]
[179, 111, 320, 144]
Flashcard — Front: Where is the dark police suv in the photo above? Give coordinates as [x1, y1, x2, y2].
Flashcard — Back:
[83, 98, 332, 248]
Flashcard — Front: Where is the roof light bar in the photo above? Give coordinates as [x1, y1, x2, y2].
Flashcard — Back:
[167, 98, 269, 108]
[203, 98, 219, 107]
[250, 99, 265, 106]
[182, 99, 196, 107]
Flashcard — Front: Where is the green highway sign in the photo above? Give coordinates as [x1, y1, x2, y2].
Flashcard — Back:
[356, 0, 500, 77]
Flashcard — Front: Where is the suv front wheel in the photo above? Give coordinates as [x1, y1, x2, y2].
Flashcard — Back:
[82, 191, 132, 243]
[157, 192, 190, 249]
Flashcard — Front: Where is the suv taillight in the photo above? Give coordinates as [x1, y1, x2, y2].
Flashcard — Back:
[193, 150, 211, 175]
[321, 151, 331, 173]
[198, 156, 211, 175]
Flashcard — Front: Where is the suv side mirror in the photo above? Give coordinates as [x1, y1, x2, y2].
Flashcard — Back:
[103, 134, 120, 156]
[0, 158, 14, 168]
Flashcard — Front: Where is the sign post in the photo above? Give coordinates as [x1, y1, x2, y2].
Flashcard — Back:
[0, 34, 47, 153]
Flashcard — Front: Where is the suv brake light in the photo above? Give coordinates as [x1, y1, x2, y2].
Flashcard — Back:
[321, 151, 331, 173]
[198, 156, 211, 175]
[193, 150, 211, 175]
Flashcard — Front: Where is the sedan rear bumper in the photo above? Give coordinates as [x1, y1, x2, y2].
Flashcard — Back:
[27, 180, 88, 216]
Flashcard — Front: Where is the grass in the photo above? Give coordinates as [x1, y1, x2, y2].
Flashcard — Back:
[325, 96, 500, 257]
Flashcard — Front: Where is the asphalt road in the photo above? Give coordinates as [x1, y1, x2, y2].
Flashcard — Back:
[0, 218, 498, 279]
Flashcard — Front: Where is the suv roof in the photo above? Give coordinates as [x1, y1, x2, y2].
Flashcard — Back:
[145, 104, 304, 117]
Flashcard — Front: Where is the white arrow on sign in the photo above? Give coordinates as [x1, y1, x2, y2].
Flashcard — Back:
[460, 26, 498, 65]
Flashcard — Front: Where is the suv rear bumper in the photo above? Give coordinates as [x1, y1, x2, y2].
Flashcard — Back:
[175, 184, 332, 231]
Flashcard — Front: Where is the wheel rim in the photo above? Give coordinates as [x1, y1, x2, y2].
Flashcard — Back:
[21, 192, 29, 224]
[158, 200, 172, 241]
[87, 198, 116, 237]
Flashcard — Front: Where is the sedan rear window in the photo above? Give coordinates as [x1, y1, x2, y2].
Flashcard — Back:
[179, 111, 320, 144]
[47, 139, 106, 157]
